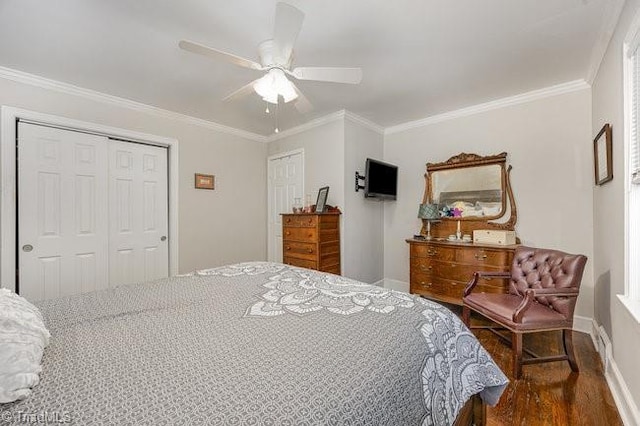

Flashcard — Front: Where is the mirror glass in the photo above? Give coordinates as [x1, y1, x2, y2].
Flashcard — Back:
[431, 164, 504, 218]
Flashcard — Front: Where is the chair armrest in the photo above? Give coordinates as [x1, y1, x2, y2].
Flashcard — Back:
[513, 290, 535, 323]
[529, 287, 579, 297]
[511, 287, 580, 323]
[463, 271, 511, 297]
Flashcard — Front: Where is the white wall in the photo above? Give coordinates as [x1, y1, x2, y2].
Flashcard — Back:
[267, 120, 345, 211]
[383, 89, 595, 319]
[0, 76, 267, 275]
[591, 0, 640, 419]
[267, 117, 386, 284]
[344, 119, 384, 283]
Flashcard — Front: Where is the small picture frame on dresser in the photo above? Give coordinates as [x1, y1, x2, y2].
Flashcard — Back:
[315, 186, 329, 213]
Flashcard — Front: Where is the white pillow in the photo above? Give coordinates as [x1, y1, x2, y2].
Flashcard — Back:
[0, 288, 50, 403]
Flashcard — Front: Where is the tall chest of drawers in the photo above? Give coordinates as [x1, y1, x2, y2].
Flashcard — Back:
[281, 213, 341, 275]
[407, 239, 517, 305]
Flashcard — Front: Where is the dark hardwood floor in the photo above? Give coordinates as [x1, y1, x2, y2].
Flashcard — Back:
[465, 311, 623, 425]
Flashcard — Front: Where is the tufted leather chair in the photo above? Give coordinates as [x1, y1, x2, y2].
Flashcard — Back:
[462, 246, 587, 379]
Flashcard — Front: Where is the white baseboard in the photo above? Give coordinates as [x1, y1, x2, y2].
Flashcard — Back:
[371, 279, 385, 287]
[382, 278, 409, 293]
[590, 319, 640, 426]
[572, 314, 593, 334]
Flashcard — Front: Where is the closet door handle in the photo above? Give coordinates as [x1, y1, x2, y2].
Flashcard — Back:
[160, 236, 167, 242]
[22, 244, 33, 252]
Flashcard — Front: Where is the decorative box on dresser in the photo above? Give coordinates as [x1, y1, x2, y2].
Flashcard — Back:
[407, 239, 517, 305]
[281, 213, 341, 275]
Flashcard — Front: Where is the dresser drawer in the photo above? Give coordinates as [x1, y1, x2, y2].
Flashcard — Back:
[457, 247, 512, 268]
[411, 273, 441, 293]
[283, 227, 318, 242]
[283, 256, 317, 269]
[475, 274, 511, 291]
[281, 213, 341, 275]
[437, 278, 466, 300]
[474, 282, 509, 294]
[283, 241, 317, 260]
[410, 244, 456, 261]
[282, 215, 318, 228]
[410, 257, 434, 274]
[431, 262, 506, 283]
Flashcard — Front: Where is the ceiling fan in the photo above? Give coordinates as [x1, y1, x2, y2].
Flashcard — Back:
[179, 2, 362, 114]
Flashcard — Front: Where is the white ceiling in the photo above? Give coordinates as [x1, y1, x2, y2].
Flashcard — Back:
[0, 0, 616, 136]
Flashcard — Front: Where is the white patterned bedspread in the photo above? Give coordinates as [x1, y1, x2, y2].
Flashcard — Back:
[0, 262, 508, 425]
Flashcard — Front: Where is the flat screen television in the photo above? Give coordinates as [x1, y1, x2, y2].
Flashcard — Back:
[365, 158, 398, 200]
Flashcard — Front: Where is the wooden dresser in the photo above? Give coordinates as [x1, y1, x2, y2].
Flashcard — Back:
[407, 238, 517, 305]
[281, 213, 341, 274]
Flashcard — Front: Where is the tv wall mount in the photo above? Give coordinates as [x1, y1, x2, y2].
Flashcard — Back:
[355, 172, 365, 192]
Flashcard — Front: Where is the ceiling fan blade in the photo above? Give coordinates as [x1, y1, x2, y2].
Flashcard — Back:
[222, 78, 261, 102]
[291, 67, 363, 84]
[179, 40, 263, 71]
[273, 2, 305, 64]
[291, 82, 313, 114]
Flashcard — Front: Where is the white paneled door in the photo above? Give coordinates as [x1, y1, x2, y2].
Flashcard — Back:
[109, 141, 168, 287]
[18, 123, 169, 301]
[18, 123, 110, 301]
[267, 151, 303, 262]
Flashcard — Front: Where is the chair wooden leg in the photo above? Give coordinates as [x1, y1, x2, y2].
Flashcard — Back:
[462, 305, 471, 327]
[512, 332, 523, 379]
[563, 329, 579, 372]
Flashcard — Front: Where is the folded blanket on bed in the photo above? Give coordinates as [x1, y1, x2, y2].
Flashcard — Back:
[0, 288, 50, 403]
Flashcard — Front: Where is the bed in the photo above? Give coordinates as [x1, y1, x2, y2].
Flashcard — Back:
[0, 262, 508, 425]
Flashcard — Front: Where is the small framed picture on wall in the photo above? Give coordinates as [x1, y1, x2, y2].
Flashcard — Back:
[195, 173, 215, 190]
[593, 123, 613, 185]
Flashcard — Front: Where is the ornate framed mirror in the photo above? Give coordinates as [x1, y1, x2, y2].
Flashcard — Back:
[421, 152, 517, 238]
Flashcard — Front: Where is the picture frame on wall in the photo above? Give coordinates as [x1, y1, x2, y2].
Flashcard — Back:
[315, 186, 329, 213]
[593, 123, 613, 186]
[195, 173, 215, 190]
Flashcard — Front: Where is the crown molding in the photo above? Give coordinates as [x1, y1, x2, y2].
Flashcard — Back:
[586, 0, 626, 85]
[0, 65, 593, 143]
[384, 79, 591, 136]
[0, 66, 268, 143]
[343, 110, 384, 135]
[266, 110, 384, 142]
[266, 110, 345, 142]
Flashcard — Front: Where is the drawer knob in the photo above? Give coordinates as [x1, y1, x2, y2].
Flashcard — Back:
[286, 246, 291, 250]
[420, 265, 432, 271]
[308, 248, 313, 253]
[427, 250, 438, 256]
[286, 231, 290, 236]
[474, 253, 488, 260]
[286, 218, 291, 223]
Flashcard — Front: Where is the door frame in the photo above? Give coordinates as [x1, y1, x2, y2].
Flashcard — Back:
[1, 106, 179, 294]
[267, 148, 304, 261]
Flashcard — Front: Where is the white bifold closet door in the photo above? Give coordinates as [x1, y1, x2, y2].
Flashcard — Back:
[108, 141, 168, 287]
[18, 123, 168, 302]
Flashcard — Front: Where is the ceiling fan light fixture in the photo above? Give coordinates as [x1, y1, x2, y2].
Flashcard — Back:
[253, 68, 298, 104]
[261, 92, 279, 105]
